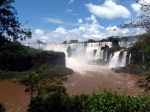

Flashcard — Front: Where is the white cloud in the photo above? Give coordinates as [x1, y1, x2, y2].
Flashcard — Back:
[131, 3, 141, 12]
[131, 0, 150, 15]
[45, 18, 63, 24]
[78, 18, 83, 24]
[85, 0, 131, 19]
[27, 15, 145, 44]
[69, 0, 74, 4]
[66, 9, 73, 13]
[86, 15, 98, 24]
[138, 0, 150, 4]
[55, 27, 67, 34]
[35, 29, 44, 35]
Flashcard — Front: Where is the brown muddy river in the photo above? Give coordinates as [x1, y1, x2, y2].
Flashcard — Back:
[0, 80, 29, 112]
[64, 70, 144, 95]
[0, 63, 146, 112]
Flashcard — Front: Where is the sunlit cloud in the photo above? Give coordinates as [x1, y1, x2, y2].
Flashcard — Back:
[25, 15, 145, 44]
[86, 0, 131, 19]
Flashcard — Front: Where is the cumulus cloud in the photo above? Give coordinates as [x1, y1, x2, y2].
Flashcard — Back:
[131, 3, 141, 13]
[131, 0, 150, 15]
[78, 18, 83, 24]
[138, 0, 150, 4]
[26, 15, 144, 44]
[86, 15, 98, 24]
[55, 27, 67, 34]
[85, 0, 131, 19]
[35, 29, 44, 35]
[131, 3, 141, 16]
[69, 0, 74, 4]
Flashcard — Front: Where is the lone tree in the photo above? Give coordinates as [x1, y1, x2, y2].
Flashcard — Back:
[19, 72, 40, 99]
[0, 0, 31, 43]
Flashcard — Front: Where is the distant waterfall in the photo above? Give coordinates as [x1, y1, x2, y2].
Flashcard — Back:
[24, 42, 129, 68]
[95, 47, 101, 60]
[120, 51, 127, 67]
[109, 50, 127, 68]
[128, 53, 131, 64]
[100, 50, 104, 59]
[119, 40, 135, 48]
[105, 51, 107, 61]
[109, 53, 113, 63]
[109, 51, 121, 68]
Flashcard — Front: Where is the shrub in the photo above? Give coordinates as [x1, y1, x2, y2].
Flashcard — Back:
[28, 90, 150, 112]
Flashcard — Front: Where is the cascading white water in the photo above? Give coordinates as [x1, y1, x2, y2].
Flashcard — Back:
[128, 53, 132, 64]
[109, 50, 127, 68]
[120, 51, 127, 67]
[119, 40, 135, 48]
[109, 53, 113, 63]
[109, 51, 121, 68]
[86, 42, 99, 60]
[100, 50, 104, 59]
[95, 47, 101, 60]
[105, 51, 107, 61]
[24, 42, 128, 69]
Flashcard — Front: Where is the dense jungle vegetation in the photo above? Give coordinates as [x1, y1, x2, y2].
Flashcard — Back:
[116, 32, 150, 76]
[28, 89, 150, 112]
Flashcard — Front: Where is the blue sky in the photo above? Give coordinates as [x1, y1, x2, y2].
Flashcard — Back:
[13, 0, 147, 43]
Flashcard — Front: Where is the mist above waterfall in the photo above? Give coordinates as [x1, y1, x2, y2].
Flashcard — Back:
[23, 36, 138, 73]
[24, 39, 132, 73]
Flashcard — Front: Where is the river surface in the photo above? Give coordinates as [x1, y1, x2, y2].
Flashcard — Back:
[0, 58, 146, 112]
[63, 70, 144, 95]
[64, 57, 145, 95]
[0, 80, 29, 112]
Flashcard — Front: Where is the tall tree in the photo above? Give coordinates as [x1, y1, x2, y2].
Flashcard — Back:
[19, 72, 40, 99]
[0, 0, 31, 42]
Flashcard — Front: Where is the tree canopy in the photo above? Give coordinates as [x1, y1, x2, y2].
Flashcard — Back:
[0, 0, 31, 42]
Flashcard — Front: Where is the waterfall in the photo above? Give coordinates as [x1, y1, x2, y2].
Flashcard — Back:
[128, 53, 131, 64]
[142, 53, 145, 62]
[24, 42, 129, 68]
[100, 50, 104, 59]
[105, 51, 107, 61]
[109, 53, 113, 63]
[95, 47, 101, 60]
[109, 50, 127, 68]
[119, 40, 134, 48]
[120, 51, 127, 67]
[109, 51, 121, 68]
